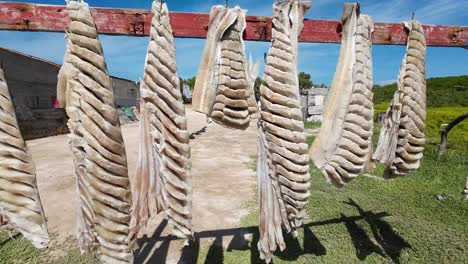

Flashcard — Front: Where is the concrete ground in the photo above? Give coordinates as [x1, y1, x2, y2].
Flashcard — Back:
[28, 106, 258, 263]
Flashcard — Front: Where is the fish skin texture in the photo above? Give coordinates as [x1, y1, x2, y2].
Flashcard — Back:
[130, 0, 193, 243]
[257, 1, 311, 262]
[58, 1, 133, 262]
[0, 62, 49, 249]
[309, 3, 374, 187]
[193, 6, 256, 130]
[373, 20, 427, 178]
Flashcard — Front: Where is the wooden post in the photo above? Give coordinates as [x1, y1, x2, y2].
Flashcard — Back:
[437, 113, 468, 156]
[0, 2, 466, 46]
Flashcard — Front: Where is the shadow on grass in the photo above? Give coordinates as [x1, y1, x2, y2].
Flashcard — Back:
[345, 198, 411, 263]
[134, 200, 410, 264]
[204, 236, 223, 264]
[341, 212, 385, 260]
[0, 232, 21, 247]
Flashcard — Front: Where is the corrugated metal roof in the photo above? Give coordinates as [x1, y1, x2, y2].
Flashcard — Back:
[0, 47, 136, 82]
[0, 47, 62, 68]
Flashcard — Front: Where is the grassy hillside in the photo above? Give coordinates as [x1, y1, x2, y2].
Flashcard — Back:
[374, 75, 468, 146]
[374, 104, 468, 144]
[374, 75, 468, 107]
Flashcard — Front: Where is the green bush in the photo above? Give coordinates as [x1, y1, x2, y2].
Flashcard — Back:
[426, 107, 468, 144]
[374, 104, 468, 146]
[373, 75, 468, 147]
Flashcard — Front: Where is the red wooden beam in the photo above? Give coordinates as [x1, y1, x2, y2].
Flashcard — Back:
[0, 2, 466, 47]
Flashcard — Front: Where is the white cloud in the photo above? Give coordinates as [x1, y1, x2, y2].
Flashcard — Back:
[414, 0, 468, 25]
[377, 79, 398, 86]
[359, 0, 467, 24]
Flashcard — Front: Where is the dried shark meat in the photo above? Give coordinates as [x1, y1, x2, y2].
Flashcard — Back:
[58, 1, 133, 262]
[129, 98, 159, 243]
[373, 20, 427, 177]
[257, 1, 311, 262]
[246, 55, 260, 119]
[309, 3, 374, 187]
[130, 0, 192, 241]
[192, 5, 254, 130]
[0, 61, 49, 249]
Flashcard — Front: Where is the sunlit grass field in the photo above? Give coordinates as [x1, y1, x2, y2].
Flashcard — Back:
[197, 106, 468, 263]
[1, 106, 467, 264]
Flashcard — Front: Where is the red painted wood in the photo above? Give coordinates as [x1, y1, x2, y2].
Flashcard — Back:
[0, 2, 466, 47]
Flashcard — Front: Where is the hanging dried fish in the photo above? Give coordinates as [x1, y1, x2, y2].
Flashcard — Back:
[192, 5, 253, 130]
[309, 3, 374, 187]
[373, 20, 426, 177]
[257, 1, 311, 262]
[0, 61, 49, 249]
[57, 37, 72, 108]
[130, 0, 192, 241]
[129, 99, 160, 243]
[246, 55, 260, 119]
[58, 1, 133, 262]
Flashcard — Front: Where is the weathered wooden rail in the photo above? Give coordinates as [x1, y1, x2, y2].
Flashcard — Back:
[0, 2, 466, 47]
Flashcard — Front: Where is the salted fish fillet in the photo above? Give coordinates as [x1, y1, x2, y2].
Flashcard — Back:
[373, 20, 426, 177]
[257, 1, 311, 262]
[130, 0, 192, 241]
[193, 5, 255, 130]
[246, 55, 260, 119]
[128, 98, 160, 243]
[58, 1, 133, 263]
[308, 3, 374, 187]
[0, 62, 49, 249]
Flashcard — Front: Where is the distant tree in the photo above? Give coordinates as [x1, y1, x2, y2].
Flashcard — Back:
[185, 76, 197, 91]
[179, 77, 184, 94]
[299, 72, 314, 90]
[179, 77, 189, 103]
[254, 77, 262, 101]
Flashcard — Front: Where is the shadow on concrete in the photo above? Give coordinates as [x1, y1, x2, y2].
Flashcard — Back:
[134, 219, 170, 263]
[190, 126, 207, 139]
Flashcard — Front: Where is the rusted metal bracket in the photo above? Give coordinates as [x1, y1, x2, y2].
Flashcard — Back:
[246, 16, 271, 41]
[129, 14, 145, 35]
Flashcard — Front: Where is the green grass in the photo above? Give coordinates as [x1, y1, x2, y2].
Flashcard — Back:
[197, 129, 468, 263]
[0, 233, 97, 264]
[304, 121, 322, 129]
[1, 105, 467, 263]
[375, 104, 468, 145]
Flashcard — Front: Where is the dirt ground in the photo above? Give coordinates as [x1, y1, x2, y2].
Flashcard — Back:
[28, 106, 258, 263]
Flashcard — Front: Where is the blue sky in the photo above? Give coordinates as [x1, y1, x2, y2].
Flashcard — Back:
[0, 0, 466, 85]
